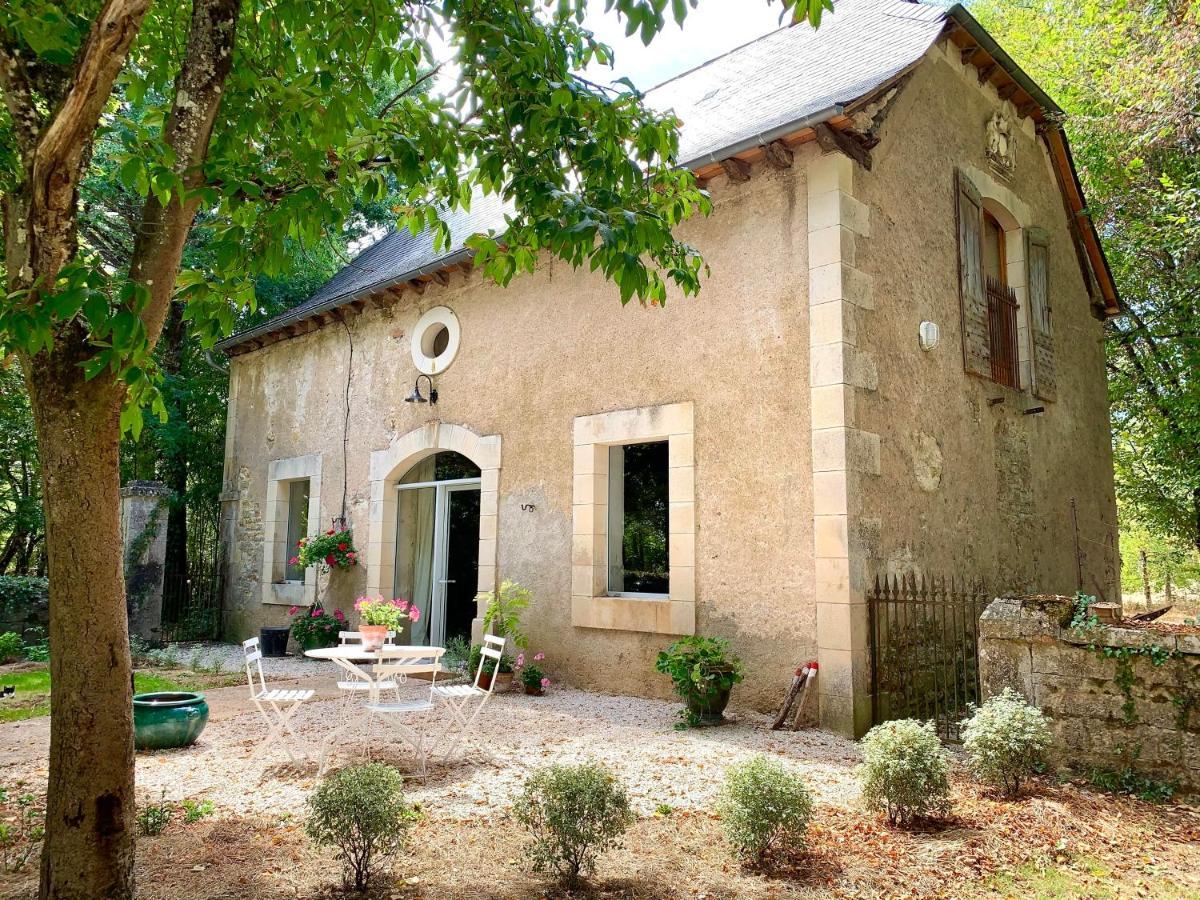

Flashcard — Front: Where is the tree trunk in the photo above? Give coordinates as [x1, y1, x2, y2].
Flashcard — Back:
[24, 351, 133, 900]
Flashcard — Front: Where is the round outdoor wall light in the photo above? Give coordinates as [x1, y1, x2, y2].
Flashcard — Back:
[918, 321, 940, 351]
[411, 306, 461, 375]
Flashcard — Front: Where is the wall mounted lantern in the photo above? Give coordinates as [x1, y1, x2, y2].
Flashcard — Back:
[404, 373, 438, 405]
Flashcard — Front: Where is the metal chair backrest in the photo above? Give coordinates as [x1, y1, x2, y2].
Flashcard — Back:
[373, 648, 446, 702]
[243, 637, 267, 697]
[473, 635, 506, 693]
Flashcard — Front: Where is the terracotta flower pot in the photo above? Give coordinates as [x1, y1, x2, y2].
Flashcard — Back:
[360, 624, 388, 651]
[495, 672, 513, 692]
[524, 684, 544, 696]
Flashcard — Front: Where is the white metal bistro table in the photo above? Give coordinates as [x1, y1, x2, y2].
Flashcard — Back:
[305, 644, 445, 772]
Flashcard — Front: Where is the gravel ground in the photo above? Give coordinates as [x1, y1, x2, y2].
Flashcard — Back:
[2, 665, 863, 824]
[154, 641, 342, 678]
[149, 683, 863, 821]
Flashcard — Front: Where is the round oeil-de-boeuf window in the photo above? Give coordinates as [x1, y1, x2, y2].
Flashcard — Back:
[410, 306, 461, 375]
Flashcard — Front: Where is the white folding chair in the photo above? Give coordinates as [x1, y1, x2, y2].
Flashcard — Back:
[243, 637, 314, 763]
[362, 648, 447, 780]
[431, 634, 505, 761]
[335, 630, 399, 698]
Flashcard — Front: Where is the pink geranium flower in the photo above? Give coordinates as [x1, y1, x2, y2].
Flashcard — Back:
[409, 606, 420, 622]
[288, 606, 299, 616]
[533, 652, 545, 661]
[334, 609, 346, 622]
[311, 608, 322, 617]
[540, 677, 551, 689]
[515, 653, 525, 668]
[288, 556, 299, 566]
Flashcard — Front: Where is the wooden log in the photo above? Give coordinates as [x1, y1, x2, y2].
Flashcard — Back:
[997, 82, 1019, 101]
[790, 662, 819, 731]
[430, 270, 450, 286]
[814, 123, 872, 171]
[960, 45, 979, 65]
[772, 664, 809, 730]
[977, 62, 997, 85]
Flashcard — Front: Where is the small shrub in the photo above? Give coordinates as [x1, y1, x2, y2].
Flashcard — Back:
[137, 792, 173, 836]
[0, 790, 44, 872]
[21, 626, 48, 662]
[718, 755, 813, 864]
[1086, 766, 1177, 803]
[859, 719, 951, 827]
[962, 689, 1051, 798]
[514, 762, 634, 886]
[306, 763, 413, 892]
[0, 632, 21, 663]
[0, 576, 49, 626]
[654, 802, 674, 817]
[181, 798, 215, 823]
[481, 579, 531, 650]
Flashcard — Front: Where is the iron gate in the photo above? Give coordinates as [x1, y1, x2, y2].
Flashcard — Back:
[160, 506, 224, 642]
[868, 574, 990, 742]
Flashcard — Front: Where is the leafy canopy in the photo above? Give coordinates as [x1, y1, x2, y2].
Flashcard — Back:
[1, 0, 828, 437]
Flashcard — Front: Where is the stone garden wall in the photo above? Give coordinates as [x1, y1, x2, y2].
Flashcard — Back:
[979, 596, 1200, 793]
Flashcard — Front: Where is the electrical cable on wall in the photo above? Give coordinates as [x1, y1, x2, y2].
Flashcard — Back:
[339, 319, 354, 525]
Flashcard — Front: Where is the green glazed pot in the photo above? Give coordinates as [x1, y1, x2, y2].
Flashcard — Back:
[133, 692, 209, 750]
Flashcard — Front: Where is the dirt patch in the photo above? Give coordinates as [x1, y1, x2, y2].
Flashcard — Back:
[3, 775, 1197, 899]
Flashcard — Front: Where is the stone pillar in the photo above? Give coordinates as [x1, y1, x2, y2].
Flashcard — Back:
[807, 149, 878, 738]
[121, 481, 170, 642]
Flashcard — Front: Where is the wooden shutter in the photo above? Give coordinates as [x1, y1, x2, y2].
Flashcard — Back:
[1026, 227, 1056, 400]
[956, 170, 990, 377]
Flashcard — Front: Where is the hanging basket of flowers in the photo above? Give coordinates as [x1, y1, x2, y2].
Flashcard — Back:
[292, 525, 359, 573]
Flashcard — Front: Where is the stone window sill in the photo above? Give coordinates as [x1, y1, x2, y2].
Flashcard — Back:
[263, 581, 307, 606]
[571, 595, 694, 635]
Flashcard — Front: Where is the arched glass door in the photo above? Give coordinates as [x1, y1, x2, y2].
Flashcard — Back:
[393, 452, 480, 646]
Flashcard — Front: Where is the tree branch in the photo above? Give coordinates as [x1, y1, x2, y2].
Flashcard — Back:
[24, 0, 151, 283]
[127, 0, 241, 344]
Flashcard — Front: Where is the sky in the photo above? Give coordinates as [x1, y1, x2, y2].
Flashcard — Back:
[428, 0, 790, 97]
[577, 0, 790, 91]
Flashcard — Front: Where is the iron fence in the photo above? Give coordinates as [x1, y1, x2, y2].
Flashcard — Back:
[160, 505, 224, 642]
[868, 573, 991, 742]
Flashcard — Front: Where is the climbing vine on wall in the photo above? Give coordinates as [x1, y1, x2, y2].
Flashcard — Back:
[125, 502, 165, 620]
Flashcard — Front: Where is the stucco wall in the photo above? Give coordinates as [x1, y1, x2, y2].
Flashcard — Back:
[853, 44, 1118, 599]
[221, 150, 818, 711]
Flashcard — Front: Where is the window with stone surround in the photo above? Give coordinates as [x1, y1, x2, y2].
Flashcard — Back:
[283, 479, 310, 582]
[571, 402, 695, 636]
[262, 454, 322, 606]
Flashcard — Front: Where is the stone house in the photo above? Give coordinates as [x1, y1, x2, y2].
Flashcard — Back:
[216, 0, 1121, 736]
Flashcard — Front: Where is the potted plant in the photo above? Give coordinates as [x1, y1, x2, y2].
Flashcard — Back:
[655, 636, 744, 727]
[292, 526, 359, 573]
[515, 651, 550, 696]
[353, 596, 420, 650]
[481, 580, 530, 651]
[469, 643, 515, 690]
[288, 604, 345, 651]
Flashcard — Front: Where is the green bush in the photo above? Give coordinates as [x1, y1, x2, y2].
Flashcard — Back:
[481, 579, 530, 650]
[859, 720, 952, 827]
[468, 642, 514, 675]
[137, 793, 173, 836]
[718, 755, 813, 864]
[0, 632, 21, 663]
[21, 627, 48, 662]
[181, 798, 215, 823]
[0, 576, 48, 621]
[306, 763, 413, 892]
[962, 689, 1051, 798]
[514, 762, 634, 886]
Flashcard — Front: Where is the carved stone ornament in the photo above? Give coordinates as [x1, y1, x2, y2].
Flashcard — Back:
[985, 111, 1016, 176]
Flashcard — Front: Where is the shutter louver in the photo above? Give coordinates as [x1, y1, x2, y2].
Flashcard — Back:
[956, 170, 990, 377]
[1027, 227, 1056, 400]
